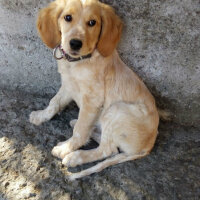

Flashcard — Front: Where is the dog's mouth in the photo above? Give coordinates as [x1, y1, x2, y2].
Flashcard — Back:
[61, 46, 81, 58]
[69, 51, 80, 57]
[53, 45, 93, 62]
[68, 49, 93, 59]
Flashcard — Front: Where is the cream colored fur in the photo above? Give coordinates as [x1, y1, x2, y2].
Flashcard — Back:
[30, 0, 159, 180]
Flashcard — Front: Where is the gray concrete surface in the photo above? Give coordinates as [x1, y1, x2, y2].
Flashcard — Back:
[0, 1, 200, 198]
[0, 89, 200, 200]
[0, 0, 61, 95]
[0, 0, 199, 126]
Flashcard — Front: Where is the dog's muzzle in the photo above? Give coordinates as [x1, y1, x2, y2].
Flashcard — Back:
[53, 44, 92, 62]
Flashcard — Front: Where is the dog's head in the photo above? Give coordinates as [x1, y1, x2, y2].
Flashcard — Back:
[37, 0, 123, 57]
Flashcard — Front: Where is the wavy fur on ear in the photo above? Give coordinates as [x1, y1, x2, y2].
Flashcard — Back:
[97, 4, 123, 57]
[37, 0, 65, 49]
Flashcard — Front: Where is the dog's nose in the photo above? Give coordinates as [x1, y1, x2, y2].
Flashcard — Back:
[70, 39, 82, 51]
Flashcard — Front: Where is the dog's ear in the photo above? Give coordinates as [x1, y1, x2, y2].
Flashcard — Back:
[97, 4, 123, 57]
[37, 0, 65, 49]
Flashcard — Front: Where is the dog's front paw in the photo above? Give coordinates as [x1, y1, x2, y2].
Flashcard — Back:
[62, 151, 82, 167]
[51, 141, 73, 159]
[29, 110, 47, 126]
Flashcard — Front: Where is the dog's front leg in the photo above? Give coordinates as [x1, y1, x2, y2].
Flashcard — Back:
[30, 86, 72, 126]
[52, 96, 101, 159]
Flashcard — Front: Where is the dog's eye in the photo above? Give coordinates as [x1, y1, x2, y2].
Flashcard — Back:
[64, 15, 72, 22]
[88, 20, 96, 27]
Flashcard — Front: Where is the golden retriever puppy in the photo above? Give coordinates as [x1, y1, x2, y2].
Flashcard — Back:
[30, 0, 159, 180]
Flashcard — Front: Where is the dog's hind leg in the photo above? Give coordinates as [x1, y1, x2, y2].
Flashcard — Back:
[62, 115, 118, 168]
[65, 102, 157, 180]
[68, 152, 147, 180]
[70, 119, 101, 144]
[62, 143, 118, 168]
[91, 130, 101, 144]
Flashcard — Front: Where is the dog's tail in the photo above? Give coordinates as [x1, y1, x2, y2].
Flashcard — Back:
[158, 108, 172, 121]
[68, 152, 147, 180]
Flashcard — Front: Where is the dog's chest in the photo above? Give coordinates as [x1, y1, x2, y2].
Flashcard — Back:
[70, 65, 94, 82]
[58, 60, 94, 84]
[70, 65, 103, 94]
[70, 64, 105, 105]
[58, 60, 104, 106]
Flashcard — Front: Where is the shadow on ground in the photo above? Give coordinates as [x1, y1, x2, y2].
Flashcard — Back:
[0, 89, 199, 200]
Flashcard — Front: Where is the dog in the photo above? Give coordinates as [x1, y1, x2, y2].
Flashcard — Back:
[30, 0, 159, 180]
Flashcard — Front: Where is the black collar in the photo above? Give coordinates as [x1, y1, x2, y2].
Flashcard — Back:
[53, 45, 92, 62]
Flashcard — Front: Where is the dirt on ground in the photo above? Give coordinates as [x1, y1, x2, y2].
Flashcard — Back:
[0, 89, 200, 200]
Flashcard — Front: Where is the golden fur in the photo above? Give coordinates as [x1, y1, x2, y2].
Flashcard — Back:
[30, 0, 159, 180]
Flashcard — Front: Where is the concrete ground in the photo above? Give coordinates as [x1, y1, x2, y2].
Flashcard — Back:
[0, 1, 199, 199]
[0, 89, 199, 200]
[0, 0, 199, 127]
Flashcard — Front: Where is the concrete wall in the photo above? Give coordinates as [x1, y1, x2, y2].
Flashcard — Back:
[0, 0, 199, 127]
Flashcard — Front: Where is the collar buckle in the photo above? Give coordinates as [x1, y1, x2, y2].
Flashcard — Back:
[53, 45, 64, 60]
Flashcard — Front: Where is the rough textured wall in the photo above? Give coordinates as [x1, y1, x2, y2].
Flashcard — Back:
[0, 0, 60, 95]
[0, 0, 199, 126]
